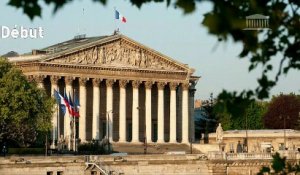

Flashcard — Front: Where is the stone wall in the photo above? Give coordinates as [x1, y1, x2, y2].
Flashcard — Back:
[0, 154, 292, 175]
[0, 156, 86, 175]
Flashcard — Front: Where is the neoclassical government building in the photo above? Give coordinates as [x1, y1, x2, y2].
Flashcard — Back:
[8, 33, 199, 148]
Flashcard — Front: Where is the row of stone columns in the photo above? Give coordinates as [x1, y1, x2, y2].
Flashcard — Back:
[36, 75, 191, 144]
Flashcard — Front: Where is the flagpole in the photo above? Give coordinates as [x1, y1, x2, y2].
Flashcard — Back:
[56, 92, 59, 149]
[73, 89, 76, 152]
[55, 89, 61, 151]
[114, 7, 119, 33]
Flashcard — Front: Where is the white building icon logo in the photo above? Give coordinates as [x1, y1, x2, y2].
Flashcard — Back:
[244, 14, 270, 30]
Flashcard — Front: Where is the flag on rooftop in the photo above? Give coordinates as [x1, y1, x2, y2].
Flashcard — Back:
[115, 9, 127, 23]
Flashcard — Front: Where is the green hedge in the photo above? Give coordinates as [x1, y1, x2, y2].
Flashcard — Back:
[77, 142, 104, 155]
[8, 148, 44, 154]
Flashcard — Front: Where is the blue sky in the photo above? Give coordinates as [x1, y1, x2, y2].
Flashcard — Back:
[0, 0, 299, 100]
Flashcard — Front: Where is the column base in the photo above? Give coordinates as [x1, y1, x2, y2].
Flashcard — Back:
[181, 140, 189, 144]
[156, 139, 165, 143]
[118, 140, 128, 143]
[131, 140, 141, 143]
[169, 140, 177, 143]
[50, 144, 56, 149]
[146, 140, 153, 143]
[80, 140, 87, 144]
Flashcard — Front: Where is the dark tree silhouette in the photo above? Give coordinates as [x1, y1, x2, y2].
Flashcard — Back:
[263, 94, 300, 129]
[258, 152, 300, 175]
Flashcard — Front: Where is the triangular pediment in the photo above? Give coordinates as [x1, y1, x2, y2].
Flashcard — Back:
[41, 35, 189, 72]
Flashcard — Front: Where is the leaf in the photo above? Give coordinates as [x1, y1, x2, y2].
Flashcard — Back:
[175, 0, 195, 14]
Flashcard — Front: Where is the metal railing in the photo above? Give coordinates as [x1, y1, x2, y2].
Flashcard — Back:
[207, 151, 300, 160]
[85, 155, 124, 175]
[85, 162, 109, 175]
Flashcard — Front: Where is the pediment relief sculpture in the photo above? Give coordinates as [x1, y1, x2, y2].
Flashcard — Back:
[45, 41, 186, 71]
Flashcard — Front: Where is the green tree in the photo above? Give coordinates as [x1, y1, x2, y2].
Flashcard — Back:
[245, 101, 267, 130]
[263, 94, 300, 129]
[216, 101, 267, 130]
[216, 112, 232, 130]
[0, 58, 54, 147]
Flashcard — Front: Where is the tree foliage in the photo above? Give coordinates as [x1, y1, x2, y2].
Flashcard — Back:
[216, 100, 267, 130]
[245, 101, 268, 130]
[258, 152, 300, 175]
[0, 58, 54, 147]
[263, 94, 300, 129]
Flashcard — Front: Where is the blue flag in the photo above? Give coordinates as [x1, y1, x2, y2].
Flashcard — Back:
[54, 89, 66, 116]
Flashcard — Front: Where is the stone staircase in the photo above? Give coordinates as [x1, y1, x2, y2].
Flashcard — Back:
[85, 162, 124, 175]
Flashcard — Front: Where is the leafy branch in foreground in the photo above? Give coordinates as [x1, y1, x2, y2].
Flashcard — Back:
[258, 152, 300, 175]
[6, 0, 300, 117]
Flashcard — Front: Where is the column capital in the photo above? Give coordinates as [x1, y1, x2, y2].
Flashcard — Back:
[26, 75, 34, 82]
[119, 80, 128, 88]
[189, 88, 196, 96]
[65, 77, 74, 85]
[33, 75, 46, 83]
[169, 82, 179, 90]
[157, 82, 166, 90]
[50, 76, 60, 84]
[181, 82, 190, 90]
[106, 79, 114, 87]
[92, 78, 101, 87]
[145, 81, 154, 89]
[79, 77, 88, 86]
[132, 80, 141, 88]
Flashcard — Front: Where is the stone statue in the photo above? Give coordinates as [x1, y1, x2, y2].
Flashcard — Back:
[65, 135, 69, 150]
[58, 135, 65, 151]
[236, 141, 243, 153]
[216, 123, 224, 143]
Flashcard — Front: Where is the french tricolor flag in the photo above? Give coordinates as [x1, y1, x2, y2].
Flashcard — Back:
[115, 9, 127, 23]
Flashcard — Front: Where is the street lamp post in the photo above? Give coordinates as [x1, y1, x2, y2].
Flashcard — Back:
[284, 116, 290, 150]
[245, 110, 248, 153]
[280, 115, 290, 150]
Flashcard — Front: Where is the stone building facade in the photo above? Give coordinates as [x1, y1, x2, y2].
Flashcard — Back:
[208, 129, 300, 153]
[8, 34, 199, 149]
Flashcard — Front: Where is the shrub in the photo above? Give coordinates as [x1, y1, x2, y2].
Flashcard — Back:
[8, 148, 44, 154]
[77, 141, 104, 155]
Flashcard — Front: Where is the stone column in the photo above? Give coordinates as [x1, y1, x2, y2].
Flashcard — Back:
[65, 77, 73, 149]
[35, 75, 45, 89]
[119, 80, 128, 143]
[189, 86, 196, 142]
[157, 82, 166, 143]
[182, 82, 189, 143]
[145, 81, 153, 143]
[50, 76, 60, 149]
[169, 82, 178, 143]
[132, 80, 141, 143]
[92, 79, 101, 140]
[106, 79, 114, 142]
[79, 78, 87, 142]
